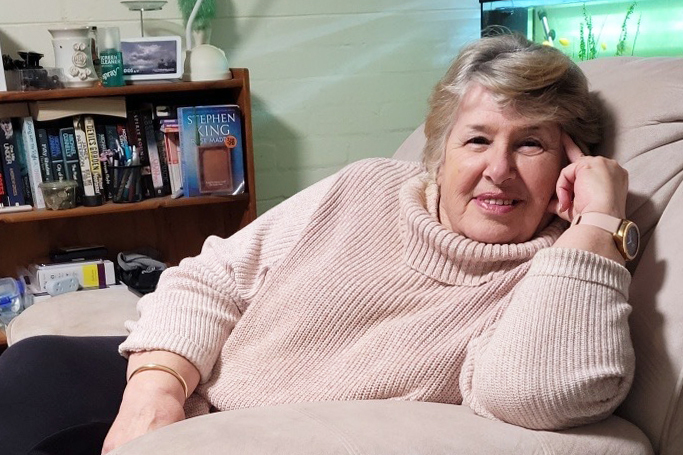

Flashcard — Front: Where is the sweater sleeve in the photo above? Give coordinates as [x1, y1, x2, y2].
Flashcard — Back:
[459, 247, 635, 430]
[119, 174, 336, 382]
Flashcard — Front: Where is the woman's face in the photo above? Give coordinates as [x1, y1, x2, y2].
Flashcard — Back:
[437, 83, 564, 244]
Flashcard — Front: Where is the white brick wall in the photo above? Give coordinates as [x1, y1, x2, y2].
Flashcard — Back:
[0, 0, 481, 214]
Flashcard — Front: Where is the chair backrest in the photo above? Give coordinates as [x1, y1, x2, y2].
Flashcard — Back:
[392, 56, 683, 455]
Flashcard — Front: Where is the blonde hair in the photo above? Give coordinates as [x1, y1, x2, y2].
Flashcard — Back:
[423, 34, 604, 178]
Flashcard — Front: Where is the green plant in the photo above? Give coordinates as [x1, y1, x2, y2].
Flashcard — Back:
[616, 2, 637, 56]
[178, 0, 217, 31]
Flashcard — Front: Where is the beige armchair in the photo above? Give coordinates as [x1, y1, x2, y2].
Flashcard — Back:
[8, 56, 683, 454]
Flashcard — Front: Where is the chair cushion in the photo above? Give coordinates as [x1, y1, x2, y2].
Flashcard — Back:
[5, 286, 140, 346]
[391, 56, 683, 454]
[110, 400, 652, 455]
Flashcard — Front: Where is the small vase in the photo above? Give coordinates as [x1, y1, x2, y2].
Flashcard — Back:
[49, 26, 99, 88]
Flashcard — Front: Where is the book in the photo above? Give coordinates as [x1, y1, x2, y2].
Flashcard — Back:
[27, 259, 116, 293]
[83, 116, 105, 196]
[72, 116, 98, 202]
[0, 158, 7, 206]
[140, 107, 170, 196]
[19, 117, 46, 209]
[160, 119, 181, 194]
[126, 109, 153, 198]
[177, 105, 245, 198]
[47, 128, 66, 181]
[35, 128, 54, 182]
[13, 120, 34, 207]
[59, 127, 84, 204]
[0, 118, 26, 206]
[95, 123, 112, 200]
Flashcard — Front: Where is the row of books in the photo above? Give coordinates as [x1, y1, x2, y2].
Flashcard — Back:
[0, 99, 246, 209]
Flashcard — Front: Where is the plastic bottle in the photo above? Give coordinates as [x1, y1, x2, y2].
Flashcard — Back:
[98, 27, 125, 87]
[0, 277, 33, 329]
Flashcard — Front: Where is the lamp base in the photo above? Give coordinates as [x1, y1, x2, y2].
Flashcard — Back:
[182, 45, 231, 82]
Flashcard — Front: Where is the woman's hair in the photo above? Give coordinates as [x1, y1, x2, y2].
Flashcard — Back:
[423, 33, 604, 178]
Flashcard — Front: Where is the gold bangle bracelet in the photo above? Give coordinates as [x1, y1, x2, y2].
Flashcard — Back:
[128, 363, 190, 399]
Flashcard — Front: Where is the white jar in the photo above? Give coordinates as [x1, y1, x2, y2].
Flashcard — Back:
[49, 26, 99, 87]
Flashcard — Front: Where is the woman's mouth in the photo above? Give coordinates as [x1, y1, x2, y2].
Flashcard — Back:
[474, 196, 520, 214]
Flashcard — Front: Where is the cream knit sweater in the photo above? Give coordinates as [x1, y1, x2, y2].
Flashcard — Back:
[120, 158, 635, 430]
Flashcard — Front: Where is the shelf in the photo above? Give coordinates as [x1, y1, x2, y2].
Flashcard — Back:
[0, 69, 246, 102]
[0, 193, 249, 223]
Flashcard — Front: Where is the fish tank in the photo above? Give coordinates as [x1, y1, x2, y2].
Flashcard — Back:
[480, 0, 683, 60]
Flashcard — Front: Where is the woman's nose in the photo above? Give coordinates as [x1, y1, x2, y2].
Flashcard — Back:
[482, 145, 516, 185]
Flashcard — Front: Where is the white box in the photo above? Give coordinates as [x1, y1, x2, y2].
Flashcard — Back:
[26, 260, 116, 293]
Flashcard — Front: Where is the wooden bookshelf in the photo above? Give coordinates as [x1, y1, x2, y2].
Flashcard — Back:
[0, 69, 256, 277]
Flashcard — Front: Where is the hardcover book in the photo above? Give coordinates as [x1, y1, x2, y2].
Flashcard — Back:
[0, 118, 26, 206]
[177, 104, 245, 198]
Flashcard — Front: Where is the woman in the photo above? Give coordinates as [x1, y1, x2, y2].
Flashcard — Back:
[0, 34, 636, 454]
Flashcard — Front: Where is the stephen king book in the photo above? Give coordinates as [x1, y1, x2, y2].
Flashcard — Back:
[177, 105, 244, 198]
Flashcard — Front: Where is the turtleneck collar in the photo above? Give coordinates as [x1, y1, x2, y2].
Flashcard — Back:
[400, 174, 566, 286]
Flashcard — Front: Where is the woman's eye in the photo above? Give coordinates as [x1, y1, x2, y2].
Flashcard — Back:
[466, 136, 489, 149]
[518, 140, 544, 155]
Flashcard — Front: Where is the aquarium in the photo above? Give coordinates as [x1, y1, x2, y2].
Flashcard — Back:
[480, 0, 683, 60]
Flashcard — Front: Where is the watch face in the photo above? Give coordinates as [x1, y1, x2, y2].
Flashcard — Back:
[625, 223, 640, 259]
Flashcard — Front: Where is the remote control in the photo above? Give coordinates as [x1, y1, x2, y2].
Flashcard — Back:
[45, 276, 80, 296]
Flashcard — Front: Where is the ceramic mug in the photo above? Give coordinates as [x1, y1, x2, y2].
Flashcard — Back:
[49, 26, 99, 87]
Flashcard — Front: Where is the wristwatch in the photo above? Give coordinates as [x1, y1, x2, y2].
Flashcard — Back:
[572, 212, 640, 261]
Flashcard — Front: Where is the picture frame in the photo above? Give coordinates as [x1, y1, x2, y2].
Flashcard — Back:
[120, 36, 182, 81]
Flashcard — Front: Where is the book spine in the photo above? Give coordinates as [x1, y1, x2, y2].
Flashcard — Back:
[127, 110, 153, 198]
[47, 128, 66, 182]
[162, 122, 181, 193]
[0, 118, 26, 206]
[72, 116, 96, 198]
[36, 128, 54, 183]
[177, 106, 196, 197]
[20, 117, 45, 209]
[84, 116, 104, 196]
[140, 108, 166, 196]
[0, 155, 7, 206]
[59, 126, 84, 205]
[95, 123, 112, 200]
[13, 120, 34, 207]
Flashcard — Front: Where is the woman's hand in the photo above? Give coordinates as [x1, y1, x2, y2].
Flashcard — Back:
[102, 351, 200, 454]
[101, 375, 186, 454]
[548, 133, 629, 222]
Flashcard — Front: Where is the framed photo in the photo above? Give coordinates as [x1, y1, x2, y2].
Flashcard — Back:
[120, 36, 182, 81]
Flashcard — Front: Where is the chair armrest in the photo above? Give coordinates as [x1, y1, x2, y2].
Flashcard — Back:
[110, 400, 653, 455]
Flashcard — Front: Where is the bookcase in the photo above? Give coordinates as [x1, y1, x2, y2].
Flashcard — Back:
[0, 69, 256, 278]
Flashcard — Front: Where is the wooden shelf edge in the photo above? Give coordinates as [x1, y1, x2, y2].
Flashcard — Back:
[0, 69, 247, 102]
[0, 193, 250, 223]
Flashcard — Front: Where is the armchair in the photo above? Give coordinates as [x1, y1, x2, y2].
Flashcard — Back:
[7, 56, 683, 454]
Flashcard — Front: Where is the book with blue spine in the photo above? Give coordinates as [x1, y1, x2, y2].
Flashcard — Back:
[47, 128, 66, 181]
[177, 104, 244, 198]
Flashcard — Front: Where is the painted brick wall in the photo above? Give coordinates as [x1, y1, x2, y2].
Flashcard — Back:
[0, 0, 480, 213]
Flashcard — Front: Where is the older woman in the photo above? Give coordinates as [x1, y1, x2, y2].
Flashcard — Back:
[0, 34, 637, 455]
